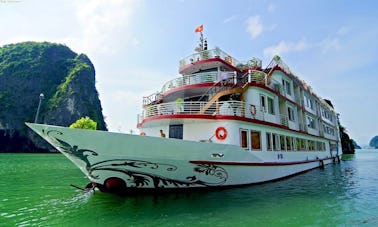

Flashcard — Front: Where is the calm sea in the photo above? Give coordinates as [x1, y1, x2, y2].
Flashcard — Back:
[1, 150, 378, 226]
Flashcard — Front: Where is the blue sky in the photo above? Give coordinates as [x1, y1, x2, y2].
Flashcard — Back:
[1, 0, 377, 145]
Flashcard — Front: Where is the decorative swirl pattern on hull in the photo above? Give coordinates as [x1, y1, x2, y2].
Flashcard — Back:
[41, 129, 228, 189]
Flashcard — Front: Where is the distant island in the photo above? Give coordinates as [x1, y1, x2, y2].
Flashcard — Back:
[0, 42, 106, 152]
[369, 136, 378, 149]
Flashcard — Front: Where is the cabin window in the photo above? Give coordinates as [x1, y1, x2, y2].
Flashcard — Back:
[266, 133, 272, 151]
[295, 138, 301, 151]
[251, 131, 261, 150]
[306, 116, 316, 129]
[308, 140, 314, 151]
[287, 106, 295, 122]
[267, 97, 275, 114]
[283, 79, 292, 96]
[305, 95, 314, 110]
[330, 143, 338, 151]
[272, 133, 279, 151]
[240, 129, 249, 149]
[260, 94, 266, 112]
[286, 137, 292, 151]
[317, 142, 324, 151]
[280, 135, 286, 151]
[301, 139, 307, 150]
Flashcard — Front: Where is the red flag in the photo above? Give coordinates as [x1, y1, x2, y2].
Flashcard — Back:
[195, 25, 203, 33]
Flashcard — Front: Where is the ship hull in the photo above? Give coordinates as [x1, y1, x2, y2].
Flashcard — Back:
[26, 123, 339, 194]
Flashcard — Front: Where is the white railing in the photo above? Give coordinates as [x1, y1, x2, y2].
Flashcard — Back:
[143, 71, 237, 106]
[143, 70, 273, 106]
[179, 48, 243, 68]
[138, 101, 287, 125]
[143, 91, 163, 106]
[161, 71, 219, 93]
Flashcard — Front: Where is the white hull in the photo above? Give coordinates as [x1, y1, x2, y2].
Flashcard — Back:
[27, 123, 339, 194]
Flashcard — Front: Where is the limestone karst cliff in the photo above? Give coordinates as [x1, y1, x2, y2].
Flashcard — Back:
[0, 42, 107, 152]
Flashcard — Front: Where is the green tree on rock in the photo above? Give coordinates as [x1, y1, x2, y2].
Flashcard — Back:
[339, 124, 355, 154]
[69, 116, 97, 130]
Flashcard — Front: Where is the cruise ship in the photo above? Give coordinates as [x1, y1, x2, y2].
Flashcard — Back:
[27, 31, 341, 194]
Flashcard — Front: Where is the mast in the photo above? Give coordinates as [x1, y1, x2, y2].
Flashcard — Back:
[195, 25, 207, 52]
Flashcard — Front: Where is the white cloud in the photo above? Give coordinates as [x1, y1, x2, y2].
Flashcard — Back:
[68, 0, 141, 55]
[267, 3, 276, 13]
[263, 40, 310, 57]
[224, 15, 237, 23]
[320, 37, 341, 53]
[337, 26, 350, 35]
[246, 15, 263, 39]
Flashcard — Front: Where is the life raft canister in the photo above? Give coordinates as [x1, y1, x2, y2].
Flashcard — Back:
[215, 127, 227, 140]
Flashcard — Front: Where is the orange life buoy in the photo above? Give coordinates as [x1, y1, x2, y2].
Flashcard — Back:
[250, 105, 257, 115]
[215, 127, 227, 140]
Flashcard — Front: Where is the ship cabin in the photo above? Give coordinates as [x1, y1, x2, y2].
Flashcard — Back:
[137, 47, 341, 153]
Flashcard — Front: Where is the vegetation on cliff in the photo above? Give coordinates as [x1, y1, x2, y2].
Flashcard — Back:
[69, 116, 97, 130]
[0, 42, 107, 152]
[339, 124, 356, 154]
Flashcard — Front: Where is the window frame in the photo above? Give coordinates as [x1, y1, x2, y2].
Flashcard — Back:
[240, 129, 249, 150]
[267, 96, 275, 115]
[266, 132, 272, 151]
[287, 106, 295, 122]
[251, 130, 261, 150]
[260, 94, 266, 112]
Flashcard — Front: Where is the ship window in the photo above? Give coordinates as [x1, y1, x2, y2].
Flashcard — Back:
[266, 133, 272, 151]
[286, 137, 292, 151]
[301, 139, 307, 150]
[272, 133, 279, 151]
[240, 129, 249, 149]
[283, 79, 292, 95]
[317, 142, 324, 151]
[287, 106, 295, 121]
[280, 135, 286, 151]
[308, 140, 314, 151]
[330, 143, 337, 151]
[305, 95, 314, 110]
[267, 97, 275, 114]
[251, 131, 261, 150]
[306, 116, 316, 129]
[260, 94, 266, 112]
[295, 138, 301, 151]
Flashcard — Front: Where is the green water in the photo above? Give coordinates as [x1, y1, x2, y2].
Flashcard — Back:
[1, 150, 378, 226]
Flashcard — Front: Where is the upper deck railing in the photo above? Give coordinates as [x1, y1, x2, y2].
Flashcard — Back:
[142, 69, 271, 106]
[179, 48, 242, 68]
[179, 48, 262, 71]
[138, 100, 290, 129]
[139, 101, 258, 121]
[161, 71, 219, 93]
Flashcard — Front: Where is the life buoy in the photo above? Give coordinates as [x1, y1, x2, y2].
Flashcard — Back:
[215, 127, 227, 140]
[250, 105, 257, 116]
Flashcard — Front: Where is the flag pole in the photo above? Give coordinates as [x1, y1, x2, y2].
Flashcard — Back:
[200, 32, 204, 51]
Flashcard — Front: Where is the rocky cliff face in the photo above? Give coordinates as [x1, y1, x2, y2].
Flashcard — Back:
[0, 42, 107, 152]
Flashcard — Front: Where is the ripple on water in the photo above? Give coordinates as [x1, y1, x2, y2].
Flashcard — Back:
[2, 151, 378, 226]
